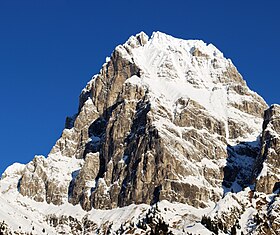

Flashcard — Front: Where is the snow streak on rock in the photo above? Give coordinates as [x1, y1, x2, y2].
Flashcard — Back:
[0, 32, 279, 235]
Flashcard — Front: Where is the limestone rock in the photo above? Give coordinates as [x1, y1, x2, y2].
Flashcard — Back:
[19, 32, 269, 210]
[19, 156, 47, 202]
[254, 104, 280, 194]
[2, 31, 279, 235]
[70, 152, 100, 211]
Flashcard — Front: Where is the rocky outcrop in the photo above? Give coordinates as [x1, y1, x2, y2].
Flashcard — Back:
[19, 156, 48, 202]
[19, 153, 83, 205]
[196, 105, 280, 235]
[69, 152, 100, 211]
[173, 99, 227, 137]
[253, 104, 280, 194]
[50, 98, 99, 159]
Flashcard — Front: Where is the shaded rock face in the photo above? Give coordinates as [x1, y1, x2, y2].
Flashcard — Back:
[69, 153, 100, 211]
[253, 104, 280, 194]
[17, 32, 269, 212]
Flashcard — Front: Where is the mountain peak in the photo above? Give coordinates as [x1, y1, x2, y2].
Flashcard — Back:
[109, 32, 267, 140]
[0, 32, 278, 235]
[125, 31, 225, 60]
[118, 31, 240, 88]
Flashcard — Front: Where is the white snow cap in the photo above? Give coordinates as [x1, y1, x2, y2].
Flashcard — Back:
[121, 31, 233, 90]
[116, 31, 266, 143]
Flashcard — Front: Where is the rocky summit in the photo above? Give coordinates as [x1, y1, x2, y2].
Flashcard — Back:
[0, 32, 279, 235]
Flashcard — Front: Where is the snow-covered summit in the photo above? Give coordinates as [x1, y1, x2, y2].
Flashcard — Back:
[0, 32, 278, 235]
[99, 31, 267, 143]
[125, 31, 224, 59]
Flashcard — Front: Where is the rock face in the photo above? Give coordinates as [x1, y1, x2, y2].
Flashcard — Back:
[19, 155, 83, 205]
[0, 32, 279, 235]
[253, 104, 280, 194]
[18, 32, 268, 210]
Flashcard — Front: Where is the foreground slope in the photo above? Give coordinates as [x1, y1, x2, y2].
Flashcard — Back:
[0, 32, 279, 234]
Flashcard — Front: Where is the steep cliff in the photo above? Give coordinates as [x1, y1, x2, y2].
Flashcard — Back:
[0, 32, 278, 235]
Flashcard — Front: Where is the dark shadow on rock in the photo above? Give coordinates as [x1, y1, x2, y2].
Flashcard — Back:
[67, 99, 127, 205]
[68, 94, 163, 208]
[152, 185, 162, 205]
[83, 117, 107, 158]
[118, 99, 152, 206]
[17, 177, 22, 193]
[83, 100, 124, 173]
[68, 169, 80, 200]
[273, 182, 280, 193]
[222, 139, 261, 195]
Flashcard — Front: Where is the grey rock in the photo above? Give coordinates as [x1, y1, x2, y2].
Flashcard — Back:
[253, 104, 280, 194]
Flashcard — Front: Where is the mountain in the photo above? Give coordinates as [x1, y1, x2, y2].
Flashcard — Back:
[0, 31, 279, 235]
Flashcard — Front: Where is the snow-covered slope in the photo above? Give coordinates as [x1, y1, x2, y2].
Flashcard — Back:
[123, 32, 265, 134]
[0, 32, 279, 235]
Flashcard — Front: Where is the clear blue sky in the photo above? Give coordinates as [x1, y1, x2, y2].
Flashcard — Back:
[0, 0, 279, 174]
